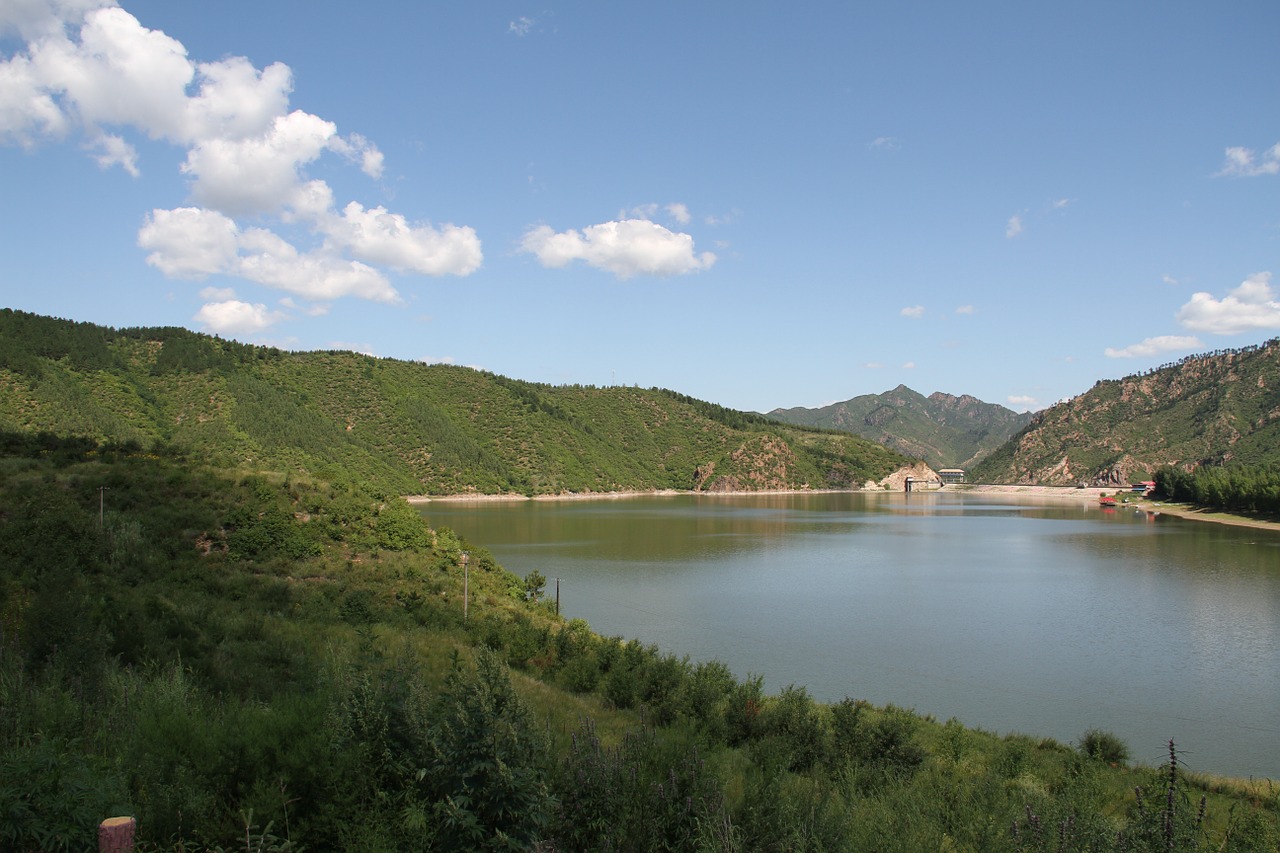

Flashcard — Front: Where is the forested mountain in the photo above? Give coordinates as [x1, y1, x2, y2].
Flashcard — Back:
[0, 309, 909, 495]
[764, 384, 1034, 469]
[970, 339, 1280, 485]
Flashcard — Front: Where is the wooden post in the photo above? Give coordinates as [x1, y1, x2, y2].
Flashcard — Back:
[99, 816, 135, 853]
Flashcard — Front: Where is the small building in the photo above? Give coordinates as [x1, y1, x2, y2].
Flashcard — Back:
[1130, 481, 1155, 496]
[938, 468, 966, 484]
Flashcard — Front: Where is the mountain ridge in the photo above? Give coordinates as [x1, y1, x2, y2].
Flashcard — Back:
[970, 339, 1280, 485]
[764, 383, 1034, 469]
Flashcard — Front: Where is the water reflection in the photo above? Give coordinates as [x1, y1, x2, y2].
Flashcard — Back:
[420, 492, 1280, 778]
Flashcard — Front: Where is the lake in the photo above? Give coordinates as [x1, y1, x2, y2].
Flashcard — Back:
[418, 490, 1280, 779]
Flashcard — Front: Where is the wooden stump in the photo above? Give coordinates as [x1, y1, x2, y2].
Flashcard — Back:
[99, 816, 135, 853]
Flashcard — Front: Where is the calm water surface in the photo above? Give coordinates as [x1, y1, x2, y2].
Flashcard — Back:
[420, 491, 1280, 779]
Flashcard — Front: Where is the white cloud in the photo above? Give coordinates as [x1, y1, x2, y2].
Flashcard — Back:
[864, 362, 884, 369]
[279, 297, 330, 317]
[2, 0, 479, 317]
[868, 136, 898, 150]
[902, 361, 916, 369]
[1162, 274, 1180, 286]
[520, 219, 716, 279]
[1103, 335, 1202, 359]
[327, 130, 383, 179]
[1217, 143, 1280, 177]
[621, 202, 694, 226]
[0, 45, 70, 143]
[234, 227, 399, 303]
[0, 1, 116, 40]
[182, 55, 292, 143]
[1005, 214, 1024, 239]
[508, 16, 534, 36]
[1175, 272, 1280, 334]
[329, 202, 482, 276]
[198, 285, 236, 301]
[900, 305, 925, 319]
[955, 304, 975, 315]
[87, 131, 136, 174]
[1007, 394, 1038, 411]
[140, 205, 402, 302]
[181, 110, 338, 216]
[35, 7, 196, 139]
[193, 299, 284, 334]
[138, 206, 239, 278]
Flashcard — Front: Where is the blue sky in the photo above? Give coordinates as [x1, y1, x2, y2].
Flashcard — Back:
[2, 1, 1279, 414]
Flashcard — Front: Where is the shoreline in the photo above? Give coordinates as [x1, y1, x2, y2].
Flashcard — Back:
[406, 484, 1280, 533]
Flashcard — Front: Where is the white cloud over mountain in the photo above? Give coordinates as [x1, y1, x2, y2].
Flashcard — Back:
[1104, 335, 1202, 359]
[1175, 272, 1280, 335]
[193, 298, 284, 335]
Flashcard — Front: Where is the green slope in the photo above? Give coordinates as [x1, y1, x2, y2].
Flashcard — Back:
[0, 309, 909, 494]
[970, 339, 1280, 485]
[765, 384, 1034, 469]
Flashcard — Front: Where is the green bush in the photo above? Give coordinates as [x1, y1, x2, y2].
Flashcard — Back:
[1079, 728, 1130, 765]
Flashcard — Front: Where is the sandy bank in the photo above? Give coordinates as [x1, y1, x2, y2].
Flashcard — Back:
[406, 488, 843, 504]
[407, 484, 1280, 533]
[954, 484, 1280, 532]
[949, 484, 1112, 500]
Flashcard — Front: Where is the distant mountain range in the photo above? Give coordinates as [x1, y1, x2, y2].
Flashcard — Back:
[969, 339, 1280, 485]
[763, 385, 1035, 470]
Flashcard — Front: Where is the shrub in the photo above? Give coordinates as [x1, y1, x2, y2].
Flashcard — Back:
[1079, 728, 1130, 765]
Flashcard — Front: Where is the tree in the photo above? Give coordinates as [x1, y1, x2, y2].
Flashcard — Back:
[523, 569, 547, 602]
[421, 649, 553, 851]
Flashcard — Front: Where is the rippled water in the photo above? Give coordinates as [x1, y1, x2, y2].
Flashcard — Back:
[420, 491, 1280, 778]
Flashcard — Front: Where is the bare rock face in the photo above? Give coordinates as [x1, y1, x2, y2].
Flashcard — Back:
[877, 461, 940, 490]
[705, 475, 743, 493]
[864, 405, 898, 427]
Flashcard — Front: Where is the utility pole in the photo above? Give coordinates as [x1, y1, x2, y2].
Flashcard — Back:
[98, 486, 109, 529]
[555, 577, 560, 617]
[461, 551, 469, 621]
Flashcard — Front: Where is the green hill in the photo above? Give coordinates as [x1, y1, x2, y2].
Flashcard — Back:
[970, 339, 1280, 485]
[765, 384, 1034, 470]
[0, 309, 909, 495]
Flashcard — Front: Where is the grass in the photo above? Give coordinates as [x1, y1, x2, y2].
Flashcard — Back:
[2, 442, 1277, 851]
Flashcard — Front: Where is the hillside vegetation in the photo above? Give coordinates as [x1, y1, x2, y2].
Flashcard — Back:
[971, 339, 1280, 485]
[0, 309, 909, 497]
[765, 384, 1033, 470]
[2, 436, 1276, 851]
